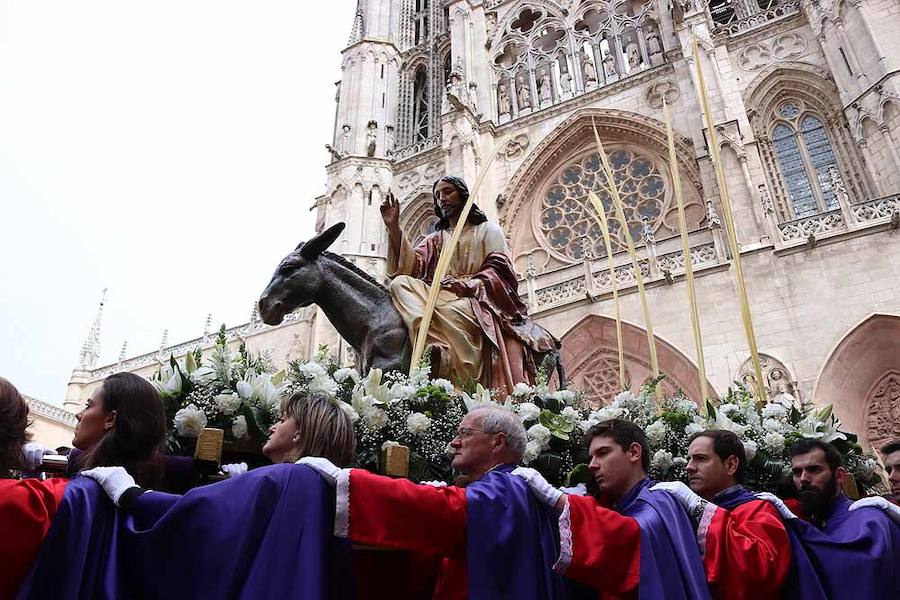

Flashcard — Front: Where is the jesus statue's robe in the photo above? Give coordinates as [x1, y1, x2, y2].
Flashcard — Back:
[389, 220, 558, 395]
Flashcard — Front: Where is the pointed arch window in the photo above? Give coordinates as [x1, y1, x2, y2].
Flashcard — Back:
[413, 66, 429, 141]
[770, 102, 840, 218]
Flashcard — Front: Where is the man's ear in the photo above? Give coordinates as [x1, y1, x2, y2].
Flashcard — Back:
[836, 466, 848, 487]
[629, 441, 643, 464]
[104, 410, 117, 431]
[723, 455, 740, 477]
[493, 431, 507, 454]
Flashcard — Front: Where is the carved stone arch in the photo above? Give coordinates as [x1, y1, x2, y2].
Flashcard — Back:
[560, 314, 719, 405]
[326, 176, 352, 198]
[736, 353, 800, 405]
[814, 313, 900, 450]
[494, 1, 568, 42]
[876, 92, 900, 125]
[399, 192, 437, 245]
[500, 107, 704, 268]
[742, 61, 871, 217]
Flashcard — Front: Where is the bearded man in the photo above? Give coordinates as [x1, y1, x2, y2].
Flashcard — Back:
[381, 177, 558, 395]
[758, 438, 900, 600]
[881, 439, 900, 504]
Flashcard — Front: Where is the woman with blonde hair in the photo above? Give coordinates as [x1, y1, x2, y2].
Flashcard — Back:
[262, 391, 356, 466]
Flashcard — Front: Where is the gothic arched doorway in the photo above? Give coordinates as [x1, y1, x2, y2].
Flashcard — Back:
[560, 314, 718, 406]
[814, 313, 900, 451]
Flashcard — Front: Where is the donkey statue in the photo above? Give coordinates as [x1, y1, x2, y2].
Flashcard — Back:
[259, 222, 566, 385]
[258, 223, 410, 374]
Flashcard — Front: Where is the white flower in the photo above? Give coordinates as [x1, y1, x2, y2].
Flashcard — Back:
[408, 365, 430, 388]
[390, 383, 417, 401]
[333, 368, 359, 384]
[461, 384, 494, 412]
[174, 404, 207, 437]
[763, 418, 785, 433]
[579, 419, 598, 433]
[763, 431, 785, 452]
[523, 440, 542, 465]
[231, 415, 248, 439]
[153, 368, 183, 398]
[592, 405, 624, 422]
[527, 423, 552, 449]
[762, 403, 788, 420]
[432, 378, 455, 394]
[338, 401, 359, 423]
[189, 366, 216, 385]
[718, 403, 740, 417]
[308, 375, 339, 397]
[707, 411, 747, 435]
[512, 382, 535, 398]
[612, 391, 638, 405]
[673, 456, 688, 468]
[517, 402, 541, 423]
[646, 420, 668, 446]
[298, 361, 328, 380]
[381, 440, 400, 451]
[214, 392, 242, 416]
[651, 449, 674, 472]
[685, 422, 705, 437]
[674, 398, 698, 413]
[552, 389, 577, 405]
[561, 406, 580, 423]
[364, 407, 388, 430]
[742, 440, 758, 461]
[406, 412, 432, 436]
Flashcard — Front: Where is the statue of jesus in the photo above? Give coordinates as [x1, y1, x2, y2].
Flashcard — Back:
[381, 176, 559, 396]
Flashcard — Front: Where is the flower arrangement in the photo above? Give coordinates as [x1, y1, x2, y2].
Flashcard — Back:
[151, 326, 284, 453]
[570, 378, 883, 494]
[282, 349, 465, 483]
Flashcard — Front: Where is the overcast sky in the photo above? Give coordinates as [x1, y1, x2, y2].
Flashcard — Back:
[1, 0, 357, 404]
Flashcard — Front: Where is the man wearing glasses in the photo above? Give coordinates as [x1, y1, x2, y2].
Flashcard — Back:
[300, 404, 567, 599]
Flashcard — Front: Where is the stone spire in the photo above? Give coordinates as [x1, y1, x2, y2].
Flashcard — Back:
[78, 288, 107, 369]
[158, 329, 169, 356]
[347, 1, 365, 46]
[202, 313, 213, 343]
[117, 341, 128, 367]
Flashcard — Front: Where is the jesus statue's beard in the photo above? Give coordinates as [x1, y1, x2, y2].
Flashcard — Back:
[798, 475, 839, 521]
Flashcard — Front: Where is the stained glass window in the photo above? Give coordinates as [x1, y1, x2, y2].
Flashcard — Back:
[770, 101, 841, 218]
[539, 148, 669, 260]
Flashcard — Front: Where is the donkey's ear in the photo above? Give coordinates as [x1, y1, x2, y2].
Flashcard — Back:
[299, 222, 346, 259]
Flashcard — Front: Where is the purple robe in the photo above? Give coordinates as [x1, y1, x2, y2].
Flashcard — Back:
[465, 463, 568, 599]
[785, 494, 900, 600]
[620, 478, 712, 600]
[714, 486, 827, 600]
[18, 464, 352, 600]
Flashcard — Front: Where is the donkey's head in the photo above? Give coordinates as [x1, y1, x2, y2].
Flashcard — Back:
[258, 222, 345, 325]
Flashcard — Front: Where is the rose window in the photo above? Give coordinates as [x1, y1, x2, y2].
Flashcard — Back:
[538, 148, 669, 260]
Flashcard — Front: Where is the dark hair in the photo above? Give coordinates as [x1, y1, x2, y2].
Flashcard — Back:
[77, 372, 166, 487]
[881, 439, 900, 456]
[586, 419, 650, 472]
[432, 176, 488, 231]
[0, 378, 30, 477]
[688, 429, 747, 483]
[788, 438, 843, 470]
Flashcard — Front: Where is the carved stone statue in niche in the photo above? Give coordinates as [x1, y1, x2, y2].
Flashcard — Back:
[626, 40, 641, 70]
[385, 124, 395, 153]
[366, 121, 377, 157]
[647, 27, 664, 66]
[517, 74, 531, 109]
[580, 49, 598, 86]
[339, 124, 352, 154]
[539, 71, 552, 103]
[603, 51, 617, 79]
[560, 70, 572, 94]
[497, 82, 511, 115]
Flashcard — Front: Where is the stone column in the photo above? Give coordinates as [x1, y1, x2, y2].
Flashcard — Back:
[526, 253, 538, 310]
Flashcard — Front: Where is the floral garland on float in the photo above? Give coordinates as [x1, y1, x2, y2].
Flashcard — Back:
[150, 336, 883, 493]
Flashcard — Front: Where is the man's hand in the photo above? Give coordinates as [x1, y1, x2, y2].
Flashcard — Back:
[512, 467, 564, 508]
[849, 496, 900, 525]
[23, 442, 52, 471]
[221, 462, 248, 478]
[755, 492, 798, 520]
[80, 466, 138, 506]
[650, 481, 706, 516]
[440, 276, 475, 297]
[380, 191, 400, 231]
[296, 456, 342, 487]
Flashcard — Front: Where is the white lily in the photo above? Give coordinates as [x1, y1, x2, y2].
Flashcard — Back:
[461, 384, 494, 412]
[153, 367, 183, 398]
